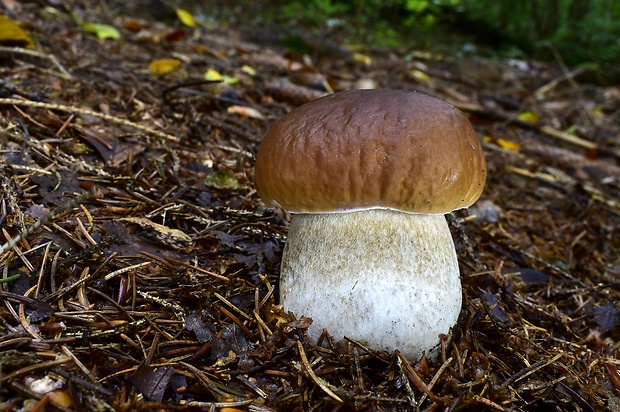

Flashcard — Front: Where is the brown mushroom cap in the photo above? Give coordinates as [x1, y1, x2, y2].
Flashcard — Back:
[255, 89, 487, 214]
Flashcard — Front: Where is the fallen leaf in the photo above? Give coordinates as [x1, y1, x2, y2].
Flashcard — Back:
[204, 171, 245, 190]
[83, 22, 120, 40]
[212, 230, 244, 248]
[468, 199, 502, 223]
[227, 105, 263, 119]
[410, 69, 433, 82]
[175, 8, 196, 28]
[149, 58, 182, 75]
[0, 14, 34, 48]
[481, 292, 510, 322]
[352, 53, 372, 65]
[592, 304, 619, 333]
[264, 301, 292, 326]
[30, 168, 81, 207]
[103, 221, 189, 261]
[121, 217, 193, 249]
[205, 68, 223, 81]
[25, 203, 50, 219]
[213, 350, 237, 367]
[185, 310, 217, 343]
[211, 324, 249, 363]
[165, 28, 186, 42]
[503, 268, 552, 284]
[237, 240, 279, 271]
[47, 390, 73, 408]
[285, 316, 313, 330]
[205, 68, 238, 85]
[0, 291, 55, 322]
[517, 111, 539, 123]
[484, 136, 521, 151]
[129, 363, 175, 402]
[122, 19, 144, 32]
[241, 65, 256, 76]
[73, 14, 120, 40]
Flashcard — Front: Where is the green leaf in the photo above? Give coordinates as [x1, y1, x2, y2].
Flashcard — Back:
[73, 14, 120, 40]
[204, 68, 238, 85]
[82, 22, 120, 40]
[517, 111, 539, 124]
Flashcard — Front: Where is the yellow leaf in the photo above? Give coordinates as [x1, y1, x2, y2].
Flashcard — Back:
[352, 53, 372, 65]
[483, 136, 521, 151]
[410, 69, 432, 82]
[517, 111, 539, 123]
[204, 68, 223, 81]
[0, 14, 35, 48]
[204, 68, 238, 85]
[149, 58, 182, 75]
[175, 8, 196, 28]
[241, 65, 256, 76]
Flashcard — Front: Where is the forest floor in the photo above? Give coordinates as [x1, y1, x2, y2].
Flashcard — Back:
[0, 1, 619, 411]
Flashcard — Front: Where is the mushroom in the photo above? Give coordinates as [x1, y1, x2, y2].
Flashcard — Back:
[254, 89, 486, 359]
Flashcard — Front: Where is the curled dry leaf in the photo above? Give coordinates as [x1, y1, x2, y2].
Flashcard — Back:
[121, 217, 192, 249]
[227, 105, 264, 119]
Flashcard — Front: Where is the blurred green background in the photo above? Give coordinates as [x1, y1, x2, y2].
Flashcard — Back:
[198, 0, 619, 65]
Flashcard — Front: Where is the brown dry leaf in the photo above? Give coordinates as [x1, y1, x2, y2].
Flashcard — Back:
[264, 80, 327, 105]
[289, 68, 331, 91]
[591, 304, 620, 333]
[121, 217, 193, 249]
[122, 19, 145, 32]
[184, 311, 217, 343]
[29, 168, 81, 207]
[264, 301, 292, 326]
[165, 28, 186, 42]
[129, 363, 175, 402]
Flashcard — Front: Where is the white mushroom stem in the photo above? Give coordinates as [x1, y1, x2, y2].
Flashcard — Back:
[280, 209, 461, 360]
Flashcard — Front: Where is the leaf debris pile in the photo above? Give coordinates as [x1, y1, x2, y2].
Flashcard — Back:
[0, 2, 619, 411]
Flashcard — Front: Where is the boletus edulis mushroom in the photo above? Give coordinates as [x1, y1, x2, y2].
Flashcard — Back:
[254, 89, 487, 359]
